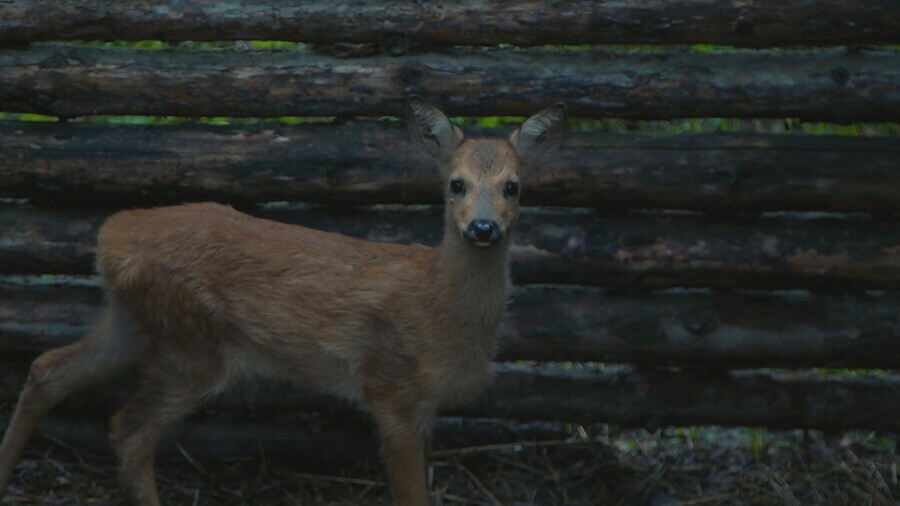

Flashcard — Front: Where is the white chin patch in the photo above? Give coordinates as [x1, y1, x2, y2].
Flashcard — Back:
[460, 229, 497, 248]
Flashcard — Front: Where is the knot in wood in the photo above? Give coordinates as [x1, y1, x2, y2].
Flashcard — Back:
[680, 308, 718, 337]
[735, 16, 753, 35]
[831, 67, 850, 87]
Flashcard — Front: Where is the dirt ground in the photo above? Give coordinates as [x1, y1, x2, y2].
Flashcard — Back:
[1, 423, 896, 506]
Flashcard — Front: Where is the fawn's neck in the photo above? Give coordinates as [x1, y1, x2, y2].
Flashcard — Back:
[434, 224, 512, 332]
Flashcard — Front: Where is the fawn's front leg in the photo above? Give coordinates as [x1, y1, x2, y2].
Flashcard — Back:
[366, 392, 432, 506]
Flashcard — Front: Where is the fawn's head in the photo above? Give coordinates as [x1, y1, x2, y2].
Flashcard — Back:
[407, 96, 566, 248]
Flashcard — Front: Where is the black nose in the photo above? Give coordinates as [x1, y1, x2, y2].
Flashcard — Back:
[469, 219, 498, 242]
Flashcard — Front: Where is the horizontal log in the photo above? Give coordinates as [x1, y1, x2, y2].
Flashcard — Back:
[2, 44, 899, 122]
[2, 121, 899, 213]
[1, 361, 897, 431]
[3, 205, 900, 291]
[3, 277, 899, 368]
[1, 1, 898, 48]
[0, 412, 569, 467]
[477, 367, 900, 431]
[504, 286, 900, 368]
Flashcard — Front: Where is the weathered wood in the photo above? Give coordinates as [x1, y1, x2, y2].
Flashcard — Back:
[0, 412, 569, 466]
[3, 205, 900, 291]
[475, 366, 900, 431]
[1, 1, 898, 48]
[2, 44, 898, 122]
[2, 277, 899, 369]
[503, 286, 900, 369]
[1, 361, 897, 431]
[2, 121, 899, 213]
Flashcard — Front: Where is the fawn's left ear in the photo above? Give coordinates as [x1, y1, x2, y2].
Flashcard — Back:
[406, 95, 465, 161]
[509, 103, 567, 168]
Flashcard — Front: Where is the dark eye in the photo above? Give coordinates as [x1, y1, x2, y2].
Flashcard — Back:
[449, 179, 466, 196]
[504, 181, 520, 199]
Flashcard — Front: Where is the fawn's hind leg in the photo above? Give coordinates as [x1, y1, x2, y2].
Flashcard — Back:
[0, 312, 141, 492]
[109, 360, 223, 506]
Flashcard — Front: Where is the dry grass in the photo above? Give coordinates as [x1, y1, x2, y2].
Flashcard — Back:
[2, 426, 896, 505]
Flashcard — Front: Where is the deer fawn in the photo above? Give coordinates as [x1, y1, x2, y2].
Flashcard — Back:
[0, 96, 566, 505]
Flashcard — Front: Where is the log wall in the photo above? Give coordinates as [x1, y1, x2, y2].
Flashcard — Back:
[0, 1, 898, 446]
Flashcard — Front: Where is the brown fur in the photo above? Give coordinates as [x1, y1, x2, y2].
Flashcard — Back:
[0, 96, 565, 506]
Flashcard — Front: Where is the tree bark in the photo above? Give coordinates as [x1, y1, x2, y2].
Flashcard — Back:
[1, 362, 897, 431]
[2, 121, 899, 213]
[3, 206, 900, 291]
[2, 44, 898, 122]
[2, 277, 899, 369]
[1, 1, 897, 48]
[473, 365, 900, 431]
[0, 412, 573, 467]
[502, 286, 900, 369]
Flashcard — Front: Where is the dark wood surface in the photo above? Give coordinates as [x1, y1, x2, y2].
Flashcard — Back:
[2, 1, 898, 48]
[3, 121, 899, 212]
[0, 411, 575, 466]
[1, 360, 896, 431]
[2, 45, 898, 122]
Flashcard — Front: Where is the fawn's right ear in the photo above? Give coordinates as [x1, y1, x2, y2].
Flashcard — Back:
[407, 95, 464, 161]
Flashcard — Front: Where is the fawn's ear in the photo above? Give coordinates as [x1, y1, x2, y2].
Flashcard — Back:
[509, 103, 567, 167]
[407, 95, 464, 161]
